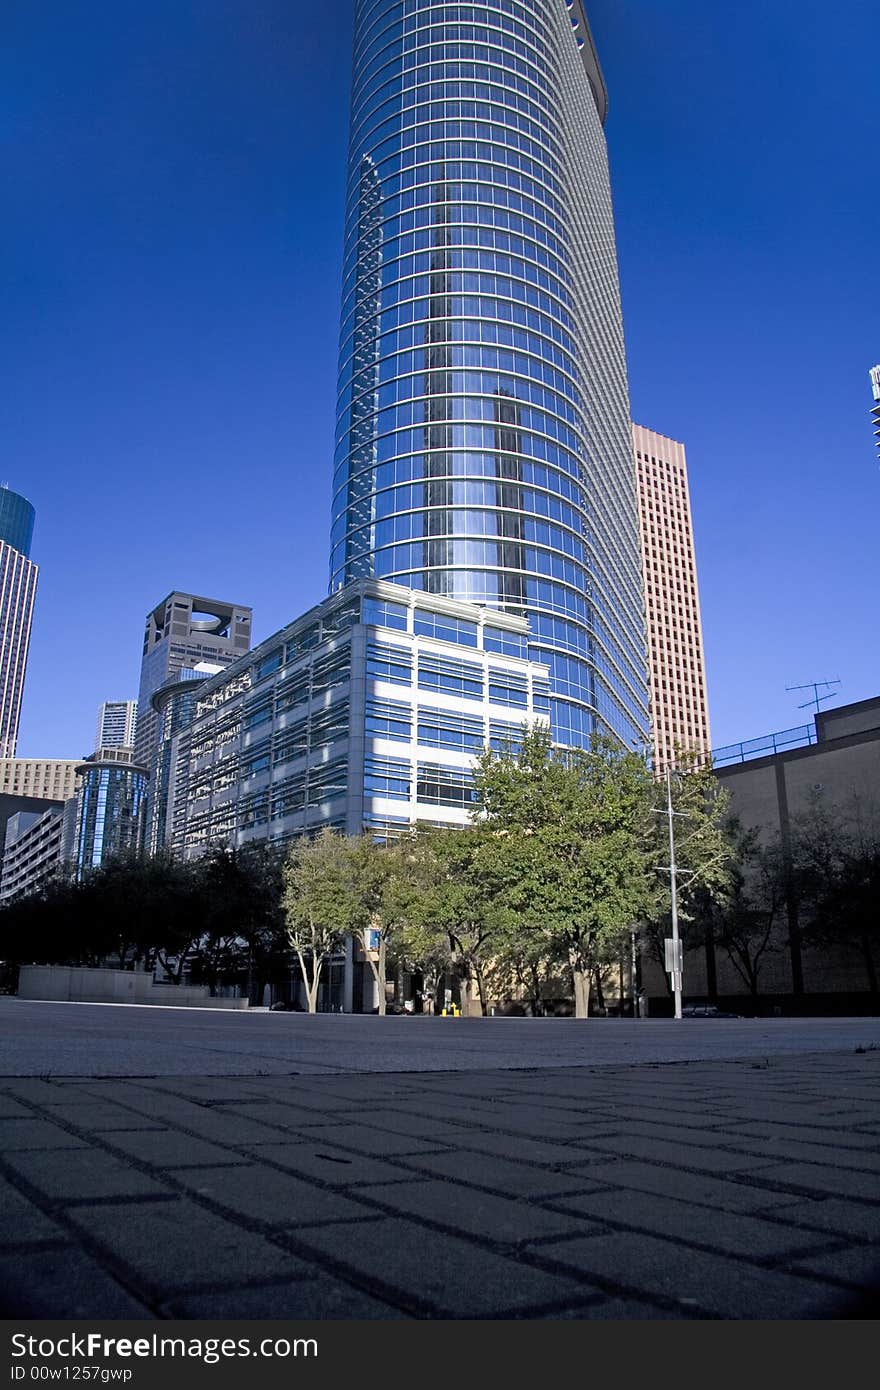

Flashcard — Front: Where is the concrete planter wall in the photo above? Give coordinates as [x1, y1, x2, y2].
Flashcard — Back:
[17, 965, 250, 1009]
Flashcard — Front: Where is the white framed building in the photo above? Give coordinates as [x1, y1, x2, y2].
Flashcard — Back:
[164, 579, 551, 1013]
[168, 580, 551, 857]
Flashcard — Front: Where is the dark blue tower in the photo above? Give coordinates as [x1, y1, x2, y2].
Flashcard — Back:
[0, 487, 35, 557]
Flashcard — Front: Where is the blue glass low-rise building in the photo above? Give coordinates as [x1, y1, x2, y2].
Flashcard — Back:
[63, 750, 149, 876]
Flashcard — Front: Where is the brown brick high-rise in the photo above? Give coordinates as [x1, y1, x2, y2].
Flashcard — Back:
[633, 424, 711, 772]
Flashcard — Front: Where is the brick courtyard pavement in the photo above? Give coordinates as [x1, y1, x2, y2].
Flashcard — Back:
[1, 1038, 878, 1319]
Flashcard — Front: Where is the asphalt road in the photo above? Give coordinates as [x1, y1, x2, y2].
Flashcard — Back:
[2, 998, 878, 1076]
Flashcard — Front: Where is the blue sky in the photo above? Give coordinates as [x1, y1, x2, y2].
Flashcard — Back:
[2, 0, 876, 759]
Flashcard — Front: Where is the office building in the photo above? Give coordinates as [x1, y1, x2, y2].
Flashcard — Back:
[0, 792, 67, 890]
[166, 580, 551, 1008]
[168, 579, 550, 855]
[147, 665, 221, 854]
[134, 592, 252, 772]
[633, 424, 711, 771]
[0, 806, 65, 903]
[0, 759, 80, 803]
[330, 0, 649, 752]
[0, 486, 38, 758]
[870, 365, 880, 464]
[95, 700, 137, 752]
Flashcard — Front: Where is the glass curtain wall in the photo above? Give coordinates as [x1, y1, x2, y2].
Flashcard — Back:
[331, 0, 649, 748]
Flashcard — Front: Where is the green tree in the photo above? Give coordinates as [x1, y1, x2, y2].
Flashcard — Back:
[794, 793, 880, 994]
[707, 826, 787, 997]
[470, 727, 656, 1019]
[194, 843, 287, 999]
[282, 831, 348, 1012]
[406, 825, 514, 1015]
[335, 834, 433, 1015]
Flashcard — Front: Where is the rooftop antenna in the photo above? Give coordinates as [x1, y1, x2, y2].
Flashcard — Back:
[786, 678, 842, 717]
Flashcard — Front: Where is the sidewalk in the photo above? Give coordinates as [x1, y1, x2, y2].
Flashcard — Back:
[2, 1046, 878, 1318]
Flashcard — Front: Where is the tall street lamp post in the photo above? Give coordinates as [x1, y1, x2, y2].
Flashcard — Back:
[654, 767, 687, 1021]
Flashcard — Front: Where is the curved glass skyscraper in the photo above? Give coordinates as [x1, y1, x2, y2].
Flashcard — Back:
[331, 0, 649, 749]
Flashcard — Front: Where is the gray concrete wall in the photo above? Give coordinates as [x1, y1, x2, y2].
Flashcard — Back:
[659, 717, 880, 1006]
[17, 965, 249, 1009]
[816, 698, 880, 742]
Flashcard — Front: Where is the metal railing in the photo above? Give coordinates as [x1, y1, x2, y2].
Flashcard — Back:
[711, 724, 817, 768]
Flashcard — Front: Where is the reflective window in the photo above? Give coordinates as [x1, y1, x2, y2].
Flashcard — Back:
[417, 652, 483, 699]
[417, 707, 484, 752]
[253, 648, 283, 684]
[413, 610, 478, 647]
[367, 640, 412, 686]
[483, 626, 527, 658]
[365, 696, 412, 740]
[488, 667, 528, 707]
[415, 763, 477, 808]
[363, 597, 409, 631]
[364, 754, 411, 801]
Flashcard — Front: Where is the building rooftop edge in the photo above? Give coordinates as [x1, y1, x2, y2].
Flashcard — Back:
[713, 695, 880, 772]
[192, 579, 544, 703]
[0, 757, 82, 766]
[632, 422, 686, 449]
[75, 759, 150, 776]
[570, 2, 609, 125]
[147, 591, 253, 616]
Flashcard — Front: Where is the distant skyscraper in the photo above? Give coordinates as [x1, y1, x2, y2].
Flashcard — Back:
[633, 424, 711, 772]
[0, 486, 38, 758]
[95, 700, 138, 753]
[134, 592, 252, 770]
[870, 366, 880, 464]
[330, 0, 649, 750]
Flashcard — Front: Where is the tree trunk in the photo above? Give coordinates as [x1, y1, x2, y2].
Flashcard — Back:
[460, 969, 482, 1017]
[421, 966, 436, 1015]
[528, 963, 542, 1017]
[860, 934, 878, 994]
[475, 963, 488, 1016]
[572, 968, 590, 1019]
[704, 922, 718, 1003]
[305, 968, 320, 1013]
[376, 936, 387, 1015]
[593, 966, 605, 1013]
[295, 949, 321, 1013]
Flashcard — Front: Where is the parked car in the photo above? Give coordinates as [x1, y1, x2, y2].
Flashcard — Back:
[681, 1003, 742, 1019]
